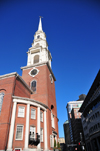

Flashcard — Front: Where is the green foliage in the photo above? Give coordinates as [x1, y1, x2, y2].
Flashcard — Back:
[54, 139, 56, 148]
[57, 142, 60, 148]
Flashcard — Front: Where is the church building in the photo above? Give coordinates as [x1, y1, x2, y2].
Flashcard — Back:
[0, 18, 59, 151]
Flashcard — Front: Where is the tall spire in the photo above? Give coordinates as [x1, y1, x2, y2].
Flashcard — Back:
[38, 16, 43, 31]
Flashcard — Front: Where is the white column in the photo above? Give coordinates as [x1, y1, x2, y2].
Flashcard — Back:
[37, 106, 40, 150]
[44, 110, 48, 150]
[7, 102, 17, 151]
[24, 103, 30, 149]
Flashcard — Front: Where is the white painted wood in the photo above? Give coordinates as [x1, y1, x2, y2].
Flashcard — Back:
[37, 107, 40, 149]
[24, 103, 30, 149]
[7, 102, 17, 149]
[44, 110, 48, 150]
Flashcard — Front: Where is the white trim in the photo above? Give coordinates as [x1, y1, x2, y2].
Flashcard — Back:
[0, 72, 17, 79]
[30, 126, 36, 139]
[31, 108, 36, 119]
[12, 96, 48, 110]
[7, 102, 17, 149]
[40, 111, 43, 122]
[15, 125, 24, 140]
[24, 104, 30, 148]
[18, 106, 25, 118]
[21, 61, 56, 81]
[0, 73, 33, 93]
[13, 98, 47, 111]
[30, 80, 37, 93]
[29, 67, 39, 77]
[21, 61, 47, 70]
[40, 128, 43, 142]
[44, 110, 48, 150]
[37, 106, 40, 149]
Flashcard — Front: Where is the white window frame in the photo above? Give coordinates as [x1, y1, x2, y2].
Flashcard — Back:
[30, 80, 37, 92]
[29, 67, 39, 77]
[31, 108, 36, 119]
[18, 106, 25, 118]
[0, 92, 4, 113]
[51, 113, 55, 128]
[40, 111, 43, 122]
[40, 128, 43, 142]
[16, 125, 23, 140]
[30, 126, 36, 139]
[50, 135, 53, 148]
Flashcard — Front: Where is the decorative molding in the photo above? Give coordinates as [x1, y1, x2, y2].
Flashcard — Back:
[21, 61, 56, 81]
[12, 96, 48, 110]
[29, 67, 39, 77]
[0, 72, 33, 94]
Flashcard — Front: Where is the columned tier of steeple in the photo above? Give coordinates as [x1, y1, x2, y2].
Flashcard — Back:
[27, 17, 52, 68]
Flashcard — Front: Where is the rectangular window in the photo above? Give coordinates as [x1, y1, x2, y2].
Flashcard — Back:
[30, 126, 35, 139]
[40, 128, 43, 142]
[51, 113, 55, 128]
[16, 125, 23, 140]
[50, 135, 53, 147]
[31, 108, 36, 119]
[0, 93, 4, 113]
[40, 111, 43, 122]
[18, 106, 25, 117]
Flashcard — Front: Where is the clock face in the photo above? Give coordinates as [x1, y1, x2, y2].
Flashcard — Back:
[31, 69, 37, 75]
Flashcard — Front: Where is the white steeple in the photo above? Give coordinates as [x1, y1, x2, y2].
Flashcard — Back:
[38, 16, 43, 31]
[27, 17, 52, 68]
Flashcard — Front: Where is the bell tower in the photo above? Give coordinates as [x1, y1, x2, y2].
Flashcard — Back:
[21, 17, 59, 150]
[27, 17, 52, 68]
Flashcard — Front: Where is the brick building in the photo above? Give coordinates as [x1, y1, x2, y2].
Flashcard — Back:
[0, 18, 59, 151]
[66, 94, 86, 144]
[79, 70, 100, 151]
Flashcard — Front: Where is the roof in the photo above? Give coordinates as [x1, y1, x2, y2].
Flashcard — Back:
[79, 70, 100, 113]
[0, 72, 33, 94]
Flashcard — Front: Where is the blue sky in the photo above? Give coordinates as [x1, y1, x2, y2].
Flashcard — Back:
[0, 0, 100, 137]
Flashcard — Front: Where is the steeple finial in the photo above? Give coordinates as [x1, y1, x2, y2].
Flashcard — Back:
[38, 16, 43, 31]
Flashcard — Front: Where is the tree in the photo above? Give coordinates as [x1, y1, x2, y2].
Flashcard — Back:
[57, 142, 60, 148]
[54, 139, 56, 148]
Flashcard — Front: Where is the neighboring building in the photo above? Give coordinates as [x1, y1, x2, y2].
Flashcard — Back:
[79, 70, 100, 151]
[0, 18, 59, 151]
[63, 120, 70, 146]
[66, 94, 86, 144]
[58, 138, 66, 151]
[71, 107, 84, 144]
[58, 137, 65, 144]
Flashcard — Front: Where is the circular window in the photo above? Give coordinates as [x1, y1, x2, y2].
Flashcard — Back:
[31, 69, 37, 75]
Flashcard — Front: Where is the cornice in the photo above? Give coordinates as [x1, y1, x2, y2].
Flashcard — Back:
[0, 72, 33, 94]
[12, 95, 48, 109]
[0, 72, 17, 79]
[21, 61, 56, 81]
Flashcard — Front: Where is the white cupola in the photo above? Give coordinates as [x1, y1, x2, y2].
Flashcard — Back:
[27, 17, 52, 68]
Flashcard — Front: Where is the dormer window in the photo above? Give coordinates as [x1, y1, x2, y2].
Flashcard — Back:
[37, 35, 40, 39]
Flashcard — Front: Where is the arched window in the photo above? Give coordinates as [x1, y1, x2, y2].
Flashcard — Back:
[31, 81, 36, 92]
[34, 55, 39, 64]
[0, 93, 4, 113]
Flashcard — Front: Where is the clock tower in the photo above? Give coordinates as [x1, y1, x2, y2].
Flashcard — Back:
[21, 17, 59, 150]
